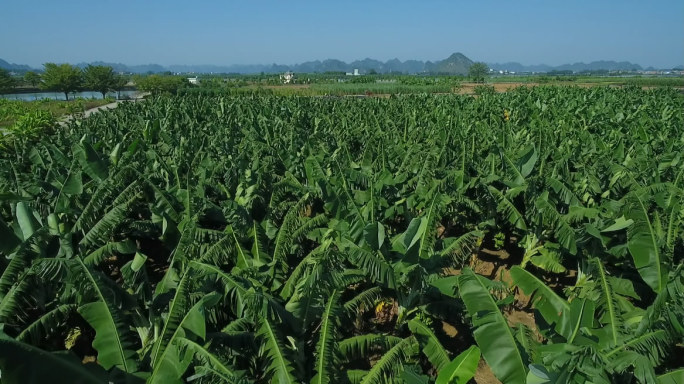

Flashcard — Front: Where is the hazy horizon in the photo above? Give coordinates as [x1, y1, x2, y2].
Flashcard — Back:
[1, 0, 682, 69]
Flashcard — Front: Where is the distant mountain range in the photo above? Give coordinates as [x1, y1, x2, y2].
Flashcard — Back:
[487, 60, 645, 73]
[0, 58, 32, 72]
[0, 54, 473, 75]
[1, 54, 679, 74]
[159, 53, 472, 75]
[73, 61, 167, 74]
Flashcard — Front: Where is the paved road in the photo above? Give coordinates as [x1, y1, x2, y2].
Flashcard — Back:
[0, 95, 149, 136]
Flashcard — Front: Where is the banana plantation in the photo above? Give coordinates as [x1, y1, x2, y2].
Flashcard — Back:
[0, 86, 683, 384]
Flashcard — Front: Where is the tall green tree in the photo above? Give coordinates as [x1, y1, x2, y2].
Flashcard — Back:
[113, 74, 128, 100]
[83, 65, 118, 99]
[24, 71, 42, 88]
[468, 62, 489, 83]
[41, 63, 83, 101]
[0, 68, 16, 94]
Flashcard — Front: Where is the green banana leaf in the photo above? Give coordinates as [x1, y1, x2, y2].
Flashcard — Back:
[458, 268, 527, 384]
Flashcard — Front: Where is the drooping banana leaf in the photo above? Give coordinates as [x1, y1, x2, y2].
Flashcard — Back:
[627, 192, 667, 293]
[510, 266, 571, 338]
[258, 317, 297, 384]
[0, 329, 108, 384]
[311, 289, 340, 384]
[408, 318, 450, 371]
[148, 293, 221, 384]
[458, 268, 527, 384]
[359, 336, 418, 384]
[434, 345, 480, 384]
[76, 259, 139, 373]
[658, 369, 684, 384]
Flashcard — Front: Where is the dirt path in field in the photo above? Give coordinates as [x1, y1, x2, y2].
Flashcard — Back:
[59, 93, 149, 125]
[0, 97, 147, 136]
[254, 82, 683, 98]
[457, 81, 604, 94]
[264, 84, 311, 90]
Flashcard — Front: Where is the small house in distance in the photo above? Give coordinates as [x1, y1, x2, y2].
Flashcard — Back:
[345, 69, 360, 76]
[188, 77, 200, 85]
[280, 72, 295, 84]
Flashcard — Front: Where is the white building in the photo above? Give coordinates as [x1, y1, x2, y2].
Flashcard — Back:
[280, 72, 295, 84]
[188, 77, 200, 85]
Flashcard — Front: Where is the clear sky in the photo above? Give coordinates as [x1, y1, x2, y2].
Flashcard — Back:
[1, 0, 682, 68]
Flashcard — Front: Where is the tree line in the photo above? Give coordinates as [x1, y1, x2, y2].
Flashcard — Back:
[1, 64, 194, 100]
[1, 62, 490, 99]
[0, 64, 128, 100]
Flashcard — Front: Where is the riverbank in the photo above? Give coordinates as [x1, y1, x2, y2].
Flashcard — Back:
[1, 89, 140, 101]
[1, 85, 137, 95]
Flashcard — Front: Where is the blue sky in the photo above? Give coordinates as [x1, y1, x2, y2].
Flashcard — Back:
[1, 0, 682, 68]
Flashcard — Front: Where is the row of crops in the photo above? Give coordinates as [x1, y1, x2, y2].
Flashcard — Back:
[0, 86, 683, 383]
[179, 82, 457, 97]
